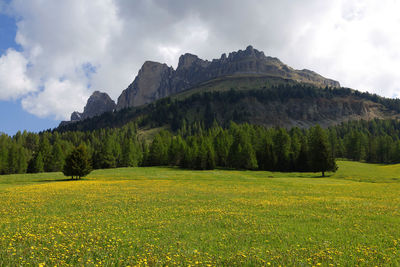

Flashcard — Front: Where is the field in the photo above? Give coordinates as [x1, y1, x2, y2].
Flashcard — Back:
[1, 161, 400, 266]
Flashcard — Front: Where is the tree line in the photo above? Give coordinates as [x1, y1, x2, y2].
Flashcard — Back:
[3, 119, 400, 176]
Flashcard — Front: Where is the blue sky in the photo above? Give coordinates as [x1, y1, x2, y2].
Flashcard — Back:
[0, 11, 59, 135]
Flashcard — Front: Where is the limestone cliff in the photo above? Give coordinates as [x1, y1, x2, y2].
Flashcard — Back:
[70, 91, 116, 121]
[116, 46, 340, 110]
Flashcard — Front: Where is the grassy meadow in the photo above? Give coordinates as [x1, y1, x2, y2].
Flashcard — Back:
[1, 161, 400, 266]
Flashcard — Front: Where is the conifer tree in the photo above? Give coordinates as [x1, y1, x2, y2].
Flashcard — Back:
[296, 137, 309, 172]
[214, 131, 232, 167]
[257, 134, 276, 171]
[39, 135, 52, 172]
[273, 128, 291, 171]
[168, 136, 186, 166]
[149, 133, 169, 166]
[0, 135, 9, 174]
[228, 128, 257, 170]
[49, 142, 65, 172]
[309, 125, 337, 176]
[28, 151, 44, 173]
[7, 143, 19, 174]
[121, 139, 141, 167]
[63, 144, 92, 179]
[96, 136, 117, 169]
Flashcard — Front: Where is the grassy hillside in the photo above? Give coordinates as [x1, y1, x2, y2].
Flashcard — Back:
[1, 161, 400, 265]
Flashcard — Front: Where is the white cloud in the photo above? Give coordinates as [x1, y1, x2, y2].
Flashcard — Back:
[1, 0, 400, 120]
[9, 0, 123, 119]
[0, 49, 34, 100]
[21, 79, 88, 120]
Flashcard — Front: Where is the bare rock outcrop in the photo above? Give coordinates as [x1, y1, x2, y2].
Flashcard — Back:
[116, 45, 340, 110]
[70, 91, 116, 121]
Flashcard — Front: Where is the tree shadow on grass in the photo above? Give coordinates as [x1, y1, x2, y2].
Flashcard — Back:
[266, 173, 335, 179]
[35, 178, 84, 183]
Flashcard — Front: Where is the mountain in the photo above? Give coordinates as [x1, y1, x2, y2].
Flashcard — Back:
[58, 46, 400, 132]
[116, 45, 339, 110]
[68, 91, 116, 122]
[58, 83, 400, 133]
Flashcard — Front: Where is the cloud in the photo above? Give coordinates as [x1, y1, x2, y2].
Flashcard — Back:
[9, 0, 123, 119]
[0, 48, 34, 100]
[1, 0, 400, 120]
[21, 78, 88, 120]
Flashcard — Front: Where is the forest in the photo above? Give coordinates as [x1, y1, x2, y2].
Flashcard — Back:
[57, 84, 400, 133]
[2, 118, 400, 176]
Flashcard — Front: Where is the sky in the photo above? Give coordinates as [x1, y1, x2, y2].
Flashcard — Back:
[1, 0, 400, 135]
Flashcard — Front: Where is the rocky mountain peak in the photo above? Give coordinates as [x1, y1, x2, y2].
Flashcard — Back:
[177, 53, 204, 70]
[117, 61, 173, 109]
[70, 91, 116, 121]
[113, 46, 340, 110]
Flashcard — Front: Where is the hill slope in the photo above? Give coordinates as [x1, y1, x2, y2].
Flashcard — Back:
[57, 82, 400, 132]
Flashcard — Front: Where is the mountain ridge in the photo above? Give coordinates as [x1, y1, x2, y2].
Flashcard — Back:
[58, 46, 400, 132]
[115, 45, 340, 111]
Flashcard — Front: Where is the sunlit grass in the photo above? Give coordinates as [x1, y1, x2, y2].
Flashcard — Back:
[0, 161, 399, 266]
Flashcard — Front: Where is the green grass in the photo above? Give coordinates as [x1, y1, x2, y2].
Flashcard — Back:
[1, 161, 400, 266]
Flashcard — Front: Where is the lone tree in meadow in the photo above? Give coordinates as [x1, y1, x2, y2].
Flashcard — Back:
[63, 144, 92, 179]
[309, 125, 338, 177]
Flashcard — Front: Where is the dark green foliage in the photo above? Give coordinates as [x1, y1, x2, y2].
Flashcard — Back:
[7, 112, 400, 176]
[93, 136, 117, 169]
[214, 130, 233, 167]
[168, 136, 186, 166]
[309, 125, 337, 176]
[27, 151, 44, 173]
[39, 135, 52, 172]
[0, 135, 10, 174]
[148, 131, 171, 166]
[48, 143, 65, 172]
[121, 139, 141, 167]
[7, 143, 28, 174]
[273, 128, 291, 171]
[56, 84, 400, 133]
[227, 126, 258, 170]
[296, 137, 310, 171]
[63, 144, 92, 179]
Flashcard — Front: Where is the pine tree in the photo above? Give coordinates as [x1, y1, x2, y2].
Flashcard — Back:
[49, 142, 65, 172]
[257, 134, 276, 171]
[7, 143, 18, 174]
[16, 145, 28, 174]
[309, 125, 337, 176]
[63, 144, 92, 179]
[121, 138, 141, 167]
[0, 134, 10, 174]
[168, 136, 186, 166]
[214, 131, 232, 167]
[28, 151, 45, 173]
[296, 136, 310, 171]
[205, 142, 216, 170]
[96, 136, 117, 169]
[241, 140, 258, 170]
[149, 133, 169, 166]
[228, 128, 258, 170]
[273, 128, 291, 171]
[39, 135, 52, 172]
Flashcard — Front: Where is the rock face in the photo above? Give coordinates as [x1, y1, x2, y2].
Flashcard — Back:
[116, 45, 340, 110]
[117, 62, 173, 109]
[70, 91, 116, 121]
